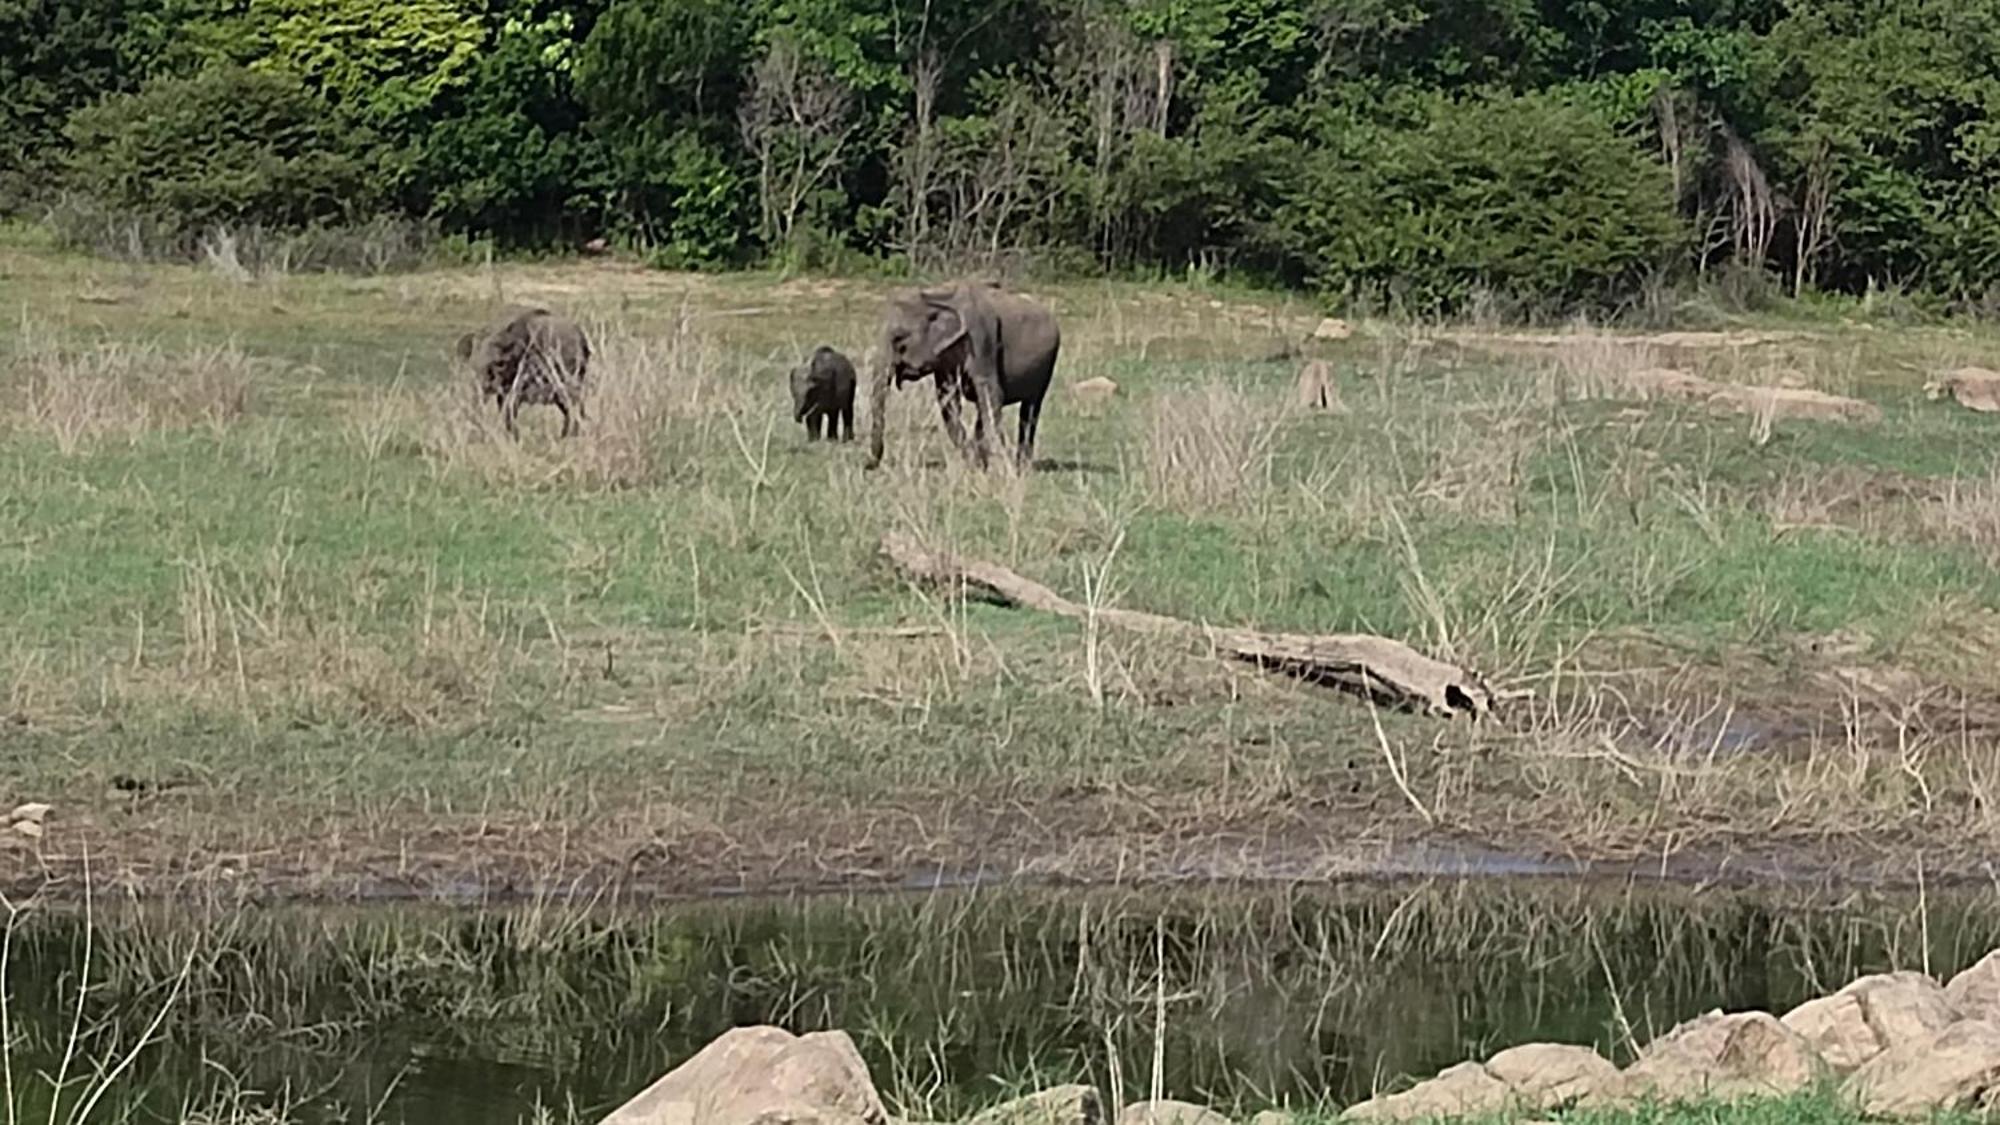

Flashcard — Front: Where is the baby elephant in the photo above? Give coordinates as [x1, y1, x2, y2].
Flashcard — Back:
[455, 306, 592, 438]
[790, 345, 857, 442]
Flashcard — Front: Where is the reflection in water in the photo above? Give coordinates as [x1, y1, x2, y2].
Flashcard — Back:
[3, 880, 1990, 1124]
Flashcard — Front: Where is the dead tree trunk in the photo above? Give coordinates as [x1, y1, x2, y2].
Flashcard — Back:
[880, 532, 1497, 718]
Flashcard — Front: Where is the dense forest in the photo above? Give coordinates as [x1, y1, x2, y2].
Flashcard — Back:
[3, 0, 1999, 313]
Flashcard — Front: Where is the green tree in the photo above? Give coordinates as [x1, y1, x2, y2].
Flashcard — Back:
[63, 64, 369, 232]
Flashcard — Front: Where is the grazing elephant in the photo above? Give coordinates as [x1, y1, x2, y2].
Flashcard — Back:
[865, 282, 1060, 471]
[790, 345, 857, 442]
[455, 305, 592, 438]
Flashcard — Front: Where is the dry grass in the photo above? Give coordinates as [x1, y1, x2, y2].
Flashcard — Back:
[1921, 466, 2000, 566]
[411, 310, 753, 490]
[1141, 380, 1288, 513]
[6, 324, 254, 452]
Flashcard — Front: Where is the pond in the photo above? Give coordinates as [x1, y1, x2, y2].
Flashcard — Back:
[3, 878, 1989, 1124]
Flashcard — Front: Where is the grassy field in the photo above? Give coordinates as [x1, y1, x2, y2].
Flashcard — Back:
[4, 225, 2000, 898]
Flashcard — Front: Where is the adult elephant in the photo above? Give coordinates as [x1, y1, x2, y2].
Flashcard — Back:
[865, 282, 1060, 471]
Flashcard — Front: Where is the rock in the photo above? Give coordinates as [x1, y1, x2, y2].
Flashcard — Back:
[1608, 1011, 1823, 1103]
[584, 237, 612, 256]
[1483, 1044, 1619, 1109]
[1069, 377, 1119, 406]
[969, 1087, 1104, 1125]
[12, 821, 41, 840]
[1783, 971, 1960, 1071]
[1341, 1062, 1511, 1122]
[1845, 1018, 2000, 1117]
[1947, 951, 2000, 1020]
[1313, 318, 1352, 341]
[1925, 367, 2000, 413]
[1247, 1113, 1292, 1125]
[1294, 360, 1345, 412]
[7, 803, 49, 825]
[600, 1026, 885, 1125]
[1115, 1101, 1230, 1125]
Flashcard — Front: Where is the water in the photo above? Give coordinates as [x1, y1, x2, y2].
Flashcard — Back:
[7, 879, 1996, 1123]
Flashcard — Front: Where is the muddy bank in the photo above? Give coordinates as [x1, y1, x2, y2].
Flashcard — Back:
[0, 794, 1978, 904]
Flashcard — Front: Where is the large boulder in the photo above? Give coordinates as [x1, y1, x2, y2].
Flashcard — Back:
[1947, 951, 2000, 1020]
[1845, 1018, 2000, 1117]
[970, 1087, 1104, 1125]
[600, 1027, 886, 1125]
[1482, 1044, 1619, 1109]
[1340, 1062, 1511, 1122]
[1115, 1101, 1230, 1125]
[1782, 971, 1960, 1071]
[1606, 1011, 1823, 1103]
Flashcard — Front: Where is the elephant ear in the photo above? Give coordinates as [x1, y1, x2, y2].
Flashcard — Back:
[922, 298, 968, 359]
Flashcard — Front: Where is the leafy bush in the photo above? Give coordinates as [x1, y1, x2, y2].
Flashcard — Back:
[62, 65, 370, 233]
[409, 7, 603, 245]
[0, 0, 162, 207]
[574, 0, 751, 263]
[1277, 92, 1682, 314]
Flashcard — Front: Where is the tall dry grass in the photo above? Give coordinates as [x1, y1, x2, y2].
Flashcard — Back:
[6, 325, 254, 452]
[418, 309, 737, 490]
[1140, 381, 1288, 513]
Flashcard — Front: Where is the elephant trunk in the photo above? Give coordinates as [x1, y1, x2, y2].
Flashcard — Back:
[865, 350, 892, 469]
[789, 368, 810, 423]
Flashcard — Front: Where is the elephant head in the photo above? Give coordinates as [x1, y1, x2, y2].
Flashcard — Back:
[866, 286, 969, 468]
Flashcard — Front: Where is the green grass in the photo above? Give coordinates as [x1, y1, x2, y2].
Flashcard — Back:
[5, 233, 2000, 895]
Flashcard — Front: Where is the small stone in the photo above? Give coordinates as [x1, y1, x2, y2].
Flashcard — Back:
[1115, 1101, 1230, 1125]
[1483, 1043, 1618, 1108]
[1341, 1062, 1510, 1122]
[1069, 377, 1119, 405]
[970, 1087, 1104, 1125]
[1313, 318, 1352, 341]
[13, 821, 42, 840]
[7, 803, 50, 825]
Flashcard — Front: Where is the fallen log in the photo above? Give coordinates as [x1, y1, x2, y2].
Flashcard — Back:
[879, 531, 1496, 718]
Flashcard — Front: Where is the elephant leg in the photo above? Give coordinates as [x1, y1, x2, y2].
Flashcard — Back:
[934, 380, 969, 455]
[1016, 400, 1042, 469]
[839, 404, 854, 442]
[967, 376, 1002, 471]
[557, 400, 576, 439]
[502, 396, 522, 439]
[806, 408, 823, 441]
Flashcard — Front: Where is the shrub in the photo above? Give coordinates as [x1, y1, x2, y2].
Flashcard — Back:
[1277, 91, 1682, 315]
[61, 64, 370, 235]
[573, 0, 753, 264]
[0, 0, 161, 208]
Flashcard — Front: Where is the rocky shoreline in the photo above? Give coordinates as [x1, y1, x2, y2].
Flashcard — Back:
[598, 949, 2000, 1124]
